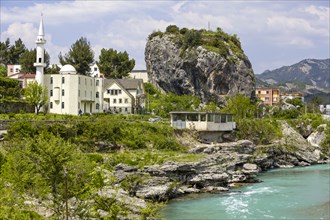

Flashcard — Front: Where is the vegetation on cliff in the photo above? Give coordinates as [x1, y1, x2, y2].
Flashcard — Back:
[148, 25, 245, 64]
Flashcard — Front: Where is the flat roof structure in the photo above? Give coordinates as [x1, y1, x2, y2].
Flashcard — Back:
[170, 111, 236, 131]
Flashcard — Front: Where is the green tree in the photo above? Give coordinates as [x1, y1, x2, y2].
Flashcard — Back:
[7, 38, 27, 64]
[0, 65, 7, 77]
[166, 25, 180, 34]
[0, 133, 96, 218]
[0, 77, 21, 100]
[97, 48, 135, 79]
[0, 38, 11, 65]
[307, 96, 322, 113]
[184, 30, 202, 47]
[24, 81, 48, 114]
[59, 37, 94, 75]
[221, 94, 255, 119]
[20, 49, 50, 73]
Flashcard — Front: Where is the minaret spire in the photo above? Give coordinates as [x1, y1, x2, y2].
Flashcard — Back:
[34, 13, 46, 86]
[38, 13, 45, 37]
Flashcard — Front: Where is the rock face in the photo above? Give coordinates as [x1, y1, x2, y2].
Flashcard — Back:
[145, 33, 256, 103]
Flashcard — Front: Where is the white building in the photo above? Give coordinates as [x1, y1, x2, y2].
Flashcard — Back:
[103, 78, 146, 114]
[170, 111, 236, 131]
[44, 65, 103, 115]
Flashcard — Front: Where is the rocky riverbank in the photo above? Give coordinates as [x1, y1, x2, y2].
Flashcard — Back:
[15, 121, 329, 219]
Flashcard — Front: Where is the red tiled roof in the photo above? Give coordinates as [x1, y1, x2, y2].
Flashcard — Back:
[18, 74, 36, 79]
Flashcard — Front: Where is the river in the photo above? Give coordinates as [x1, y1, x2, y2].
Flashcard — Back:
[161, 164, 330, 219]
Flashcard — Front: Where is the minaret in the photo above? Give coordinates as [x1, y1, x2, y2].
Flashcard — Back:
[34, 14, 46, 86]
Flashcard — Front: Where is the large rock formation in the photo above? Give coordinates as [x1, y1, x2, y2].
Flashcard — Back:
[145, 29, 256, 104]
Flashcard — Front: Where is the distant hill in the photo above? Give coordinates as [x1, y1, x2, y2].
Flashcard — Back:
[257, 59, 329, 88]
[256, 59, 330, 104]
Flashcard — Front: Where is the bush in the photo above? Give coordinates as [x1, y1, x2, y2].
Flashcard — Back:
[320, 122, 330, 154]
[166, 25, 179, 34]
[237, 118, 282, 144]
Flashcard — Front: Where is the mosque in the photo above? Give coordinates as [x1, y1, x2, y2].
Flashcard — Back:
[18, 15, 146, 115]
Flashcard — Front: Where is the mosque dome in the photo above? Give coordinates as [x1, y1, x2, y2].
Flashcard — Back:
[60, 64, 77, 74]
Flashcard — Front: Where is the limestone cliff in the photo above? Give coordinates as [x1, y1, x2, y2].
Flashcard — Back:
[145, 28, 256, 103]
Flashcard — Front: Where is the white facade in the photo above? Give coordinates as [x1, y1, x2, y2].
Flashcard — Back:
[170, 112, 236, 131]
[44, 65, 103, 115]
[129, 70, 148, 83]
[7, 64, 21, 77]
[89, 63, 101, 77]
[320, 104, 330, 115]
[103, 79, 146, 114]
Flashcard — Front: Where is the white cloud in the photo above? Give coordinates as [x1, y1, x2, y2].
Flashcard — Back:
[1, 22, 37, 50]
[1, 0, 329, 74]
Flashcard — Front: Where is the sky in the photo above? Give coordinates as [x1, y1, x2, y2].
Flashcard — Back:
[0, 0, 329, 74]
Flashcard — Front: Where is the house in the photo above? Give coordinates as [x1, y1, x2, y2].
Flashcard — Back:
[7, 64, 21, 77]
[18, 74, 36, 88]
[103, 78, 146, 114]
[170, 111, 236, 131]
[281, 92, 304, 102]
[256, 87, 280, 105]
[44, 64, 104, 115]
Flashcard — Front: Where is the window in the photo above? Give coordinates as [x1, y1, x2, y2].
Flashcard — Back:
[78, 90, 80, 97]
[265, 97, 270, 101]
[96, 80, 99, 86]
[15, 68, 19, 72]
[119, 108, 122, 112]
[187, 114, 198, 121]
[266, 91, 270, 94]
[50, 102, 53, 109]
[200, 114, 206, 121]
[62, 89, 65, 96]
[258, 91, 261, 94]
[115, 90, 118, 95]
[125, 99, 128, 103]
[227, 115, 233, 122]
[62, 77, 65, 84]
[111, 90, 114, 95]
[50, 77, 53, 84]
[113, 99, 116, 103]
[79, 77, 80, 84]
[90, 79, 92, 86]
[214, 115, 221, 123]
[39, 58, 42, 63]
[207, 114, 214, 122]
[85, 91, 87, 97]
[96, 103, 99, 110]
[221, 115, 227, 123]
[85, 78, 87, 85]
[10, 68, 13, 72]
[94, 67, 97, 71]
[50, 90, 53, 96]
[119, 98, 122, 103]
[96, 92, 99, 98]
[118, 90, 122, 94]
[61, 102, 64, 109]
[125, 108, 128, 112]
[107, 89, 110, 94]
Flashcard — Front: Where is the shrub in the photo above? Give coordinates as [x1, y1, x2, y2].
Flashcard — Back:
[166, 25, 180, 34]
[236, 118, 282, 144]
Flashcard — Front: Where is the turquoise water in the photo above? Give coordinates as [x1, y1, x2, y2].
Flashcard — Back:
[162, 164, 330, 219]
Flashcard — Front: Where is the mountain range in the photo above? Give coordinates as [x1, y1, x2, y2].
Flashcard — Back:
[256, 58, 330, 103]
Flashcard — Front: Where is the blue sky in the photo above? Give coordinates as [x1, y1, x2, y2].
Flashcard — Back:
[1, 0, 329, 74]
